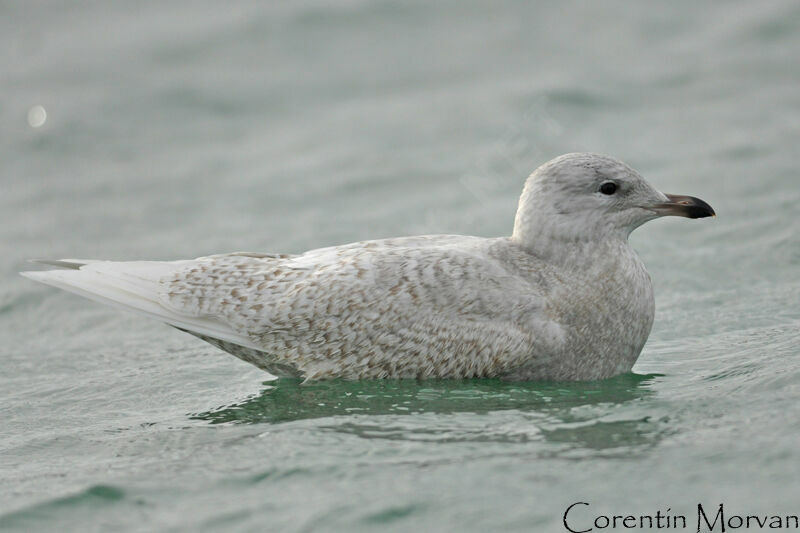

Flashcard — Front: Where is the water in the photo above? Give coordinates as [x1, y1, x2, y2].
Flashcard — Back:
[1, 1, 799, 531]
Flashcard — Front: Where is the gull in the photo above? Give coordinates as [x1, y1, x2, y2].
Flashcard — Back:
[22, 153, 715, 381]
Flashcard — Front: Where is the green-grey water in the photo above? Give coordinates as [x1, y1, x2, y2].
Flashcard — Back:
[2, 1, 799, 531]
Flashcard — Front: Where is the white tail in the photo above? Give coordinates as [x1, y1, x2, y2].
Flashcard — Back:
[21, 260, 262, 350]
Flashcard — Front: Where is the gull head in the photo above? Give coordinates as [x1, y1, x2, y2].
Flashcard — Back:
[512, 153, 715, 248]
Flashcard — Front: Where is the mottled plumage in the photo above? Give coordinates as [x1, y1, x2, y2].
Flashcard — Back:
[22, 153, 714, 381]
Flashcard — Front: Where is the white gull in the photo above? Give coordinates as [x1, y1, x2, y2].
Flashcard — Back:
[21, 153, 715, 381]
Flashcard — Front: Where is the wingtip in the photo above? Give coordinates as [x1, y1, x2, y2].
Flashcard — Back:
[27, 259, 88, 270]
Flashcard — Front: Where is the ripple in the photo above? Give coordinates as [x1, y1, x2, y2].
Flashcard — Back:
[362, 503, 427, 525]
[0, 485, 129, 530]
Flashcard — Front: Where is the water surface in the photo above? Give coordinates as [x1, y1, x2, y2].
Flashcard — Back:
[1, 1, 799, 531]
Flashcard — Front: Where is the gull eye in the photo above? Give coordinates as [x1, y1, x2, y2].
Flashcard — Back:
[599, 182, 617, 195]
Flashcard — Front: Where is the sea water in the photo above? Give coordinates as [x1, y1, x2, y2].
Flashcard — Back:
[1, 1, 799, 531]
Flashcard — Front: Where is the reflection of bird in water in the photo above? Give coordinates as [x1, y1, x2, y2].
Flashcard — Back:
[22, 153, 714, 381]
[193, 373, 658, 425]
[193, 375, 664, 455]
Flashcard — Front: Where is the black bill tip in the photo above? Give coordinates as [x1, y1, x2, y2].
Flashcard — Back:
[661, 194, 716, 219]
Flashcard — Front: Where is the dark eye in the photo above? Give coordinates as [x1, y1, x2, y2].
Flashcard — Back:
[599, 182, 617, 195]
